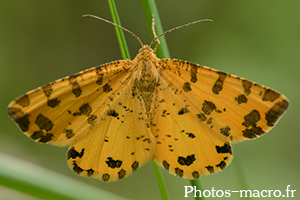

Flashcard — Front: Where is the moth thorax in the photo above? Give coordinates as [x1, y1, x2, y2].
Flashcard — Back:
[136, 60, 159, 92]
[135, 60, 159, 113]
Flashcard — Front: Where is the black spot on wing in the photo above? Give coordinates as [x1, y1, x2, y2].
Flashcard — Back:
[177, 154, 196, 166]
[31, 131, 53, 143]
[242, 125, 265, 138]
[107, 109, 119, 118]
[175, 167, 184, 177]
[202, 100, 216, 115]
[118, 169, 126, 179]
[86, 169, 94, 177]
[178, 107, 190, 115]
[67, 147, 85, 160]
[183, 82, 192, 92]
[42, 84, 53, 97]
[196, 113, 207, 121]
[87, 115, 97, 125]
[71, 161, 94, 177]
[15, 95, 30, 107]
[162, 160, 170, 170]
[47, 98, 61, 108]
[105, 157, 122, 169]
[131, 161, 139, 171]
[161, 109, 170, 117]
[262, 89, 280, 102]
[63, 128, 75, 139]
[216, 161, 226, 170]
[73, 103, 92, 116]
[143, 138, 151, 143]
[242, 80, 252, 95]
[35, 114, 53, 131]
[216, 142, 232, 154]
[102, 173, 110, 182]
[207, 117, 213, 125]
[72, 82, 82, 98]
[7, 107, 30, 132]
[80, 103, 92, 115]
[265, 100, 289, 127]
[235, 94, 247, 104]
[190, 64, 198, 83]
[96, 74, 104, 85]
[103, 83, 112, 93]
[220, 126, 231, 137]
[186, 132, 196, 138]
[212, 72, 226, 94]
[242, 109, 266, 138]
[192, 171, 200, 179]
[205, 165, 214, 174]
[72, 161, 83, 174]
[242, 110, 260, 127]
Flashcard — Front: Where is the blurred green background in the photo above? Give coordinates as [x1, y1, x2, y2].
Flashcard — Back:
[1, 1, 299, 199]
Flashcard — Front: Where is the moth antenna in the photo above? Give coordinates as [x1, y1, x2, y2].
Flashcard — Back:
[83, 14, 144, 47]
[151, 14, 161, 53]
[149, 19, 213, 50]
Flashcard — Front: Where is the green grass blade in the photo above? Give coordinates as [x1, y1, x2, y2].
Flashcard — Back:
[141, 0, 170, 58]
[0, 153, 128, 200]
[152, 161, 170, 200]
[107, 0, 131, 60]
[141, 1, 205, 200]
[141, 1, 170, 200]
[233, 150, 252, 200]
[107, 1, 170, 199]
[190, 179, 205, 200]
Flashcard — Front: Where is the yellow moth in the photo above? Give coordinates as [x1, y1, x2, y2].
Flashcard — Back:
[7, 15, 289, 182]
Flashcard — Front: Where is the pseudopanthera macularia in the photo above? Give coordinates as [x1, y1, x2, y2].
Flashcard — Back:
[8, 18, 289, 182]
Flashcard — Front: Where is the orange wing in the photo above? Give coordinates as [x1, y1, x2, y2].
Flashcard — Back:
[8, 60, 132, 146]
[151, 59, 288, 179]
[8, 60, 156, 181]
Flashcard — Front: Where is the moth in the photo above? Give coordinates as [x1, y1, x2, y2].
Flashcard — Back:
[7, 15, 289, 182]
